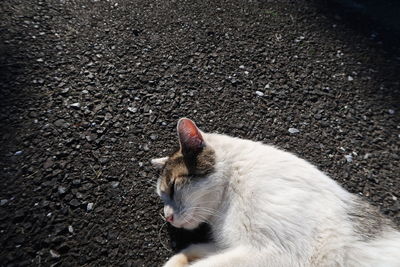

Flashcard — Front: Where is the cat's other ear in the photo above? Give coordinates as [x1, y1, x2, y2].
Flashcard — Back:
[177, 118, 205, 156]
[151, 157, 168, 169]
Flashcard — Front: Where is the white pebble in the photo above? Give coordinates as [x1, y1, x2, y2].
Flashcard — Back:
[50, 249, 60, 258]
[68, 225, 74, 233]
[347, 76, 354, 81]
[255, 91, 264, 97]
[388, 109, 395, 115]
[70, 102, 81, 108]
[14, 151, 23, 156]
[127, 107, 137, 113]
[87, 202, 94, 211]
[344, 154, 353, 163]
[363, 153, 372, 159]
[288, 128, 300, 134]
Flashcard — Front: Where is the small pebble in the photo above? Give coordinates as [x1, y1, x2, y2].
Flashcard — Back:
[111, 181, 120, 188]
[344, 154, 353, 163]
[70, 103, 81, 109]
[68, 225, 74, 233]
[85, 134, 97, 142]
[87, 202, 94, 211]
[0, 199, 8, 206]
[255, 91, 264, 97]
[14, 151, 23, 156]
[347, 76, 354, 81]
[388, 109, 395, 115]
[128, 107, 137, 113]
[363, 153, 372, 160]
[58, 186, 66, 194]
[50, 249, 60, 258]
[99, 157, 109, 164]
[54, 119, 67, 127]
[69, 199, 80, 207]
[105, 113, 113, 121]
[288, 128, 300, 134]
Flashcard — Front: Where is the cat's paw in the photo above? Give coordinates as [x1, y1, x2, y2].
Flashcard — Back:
[162, 253, 189, 267]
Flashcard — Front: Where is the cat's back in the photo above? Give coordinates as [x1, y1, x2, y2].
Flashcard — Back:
[206, 133, 351, 247]
[206, 132, 347, 197]
[205, 133, 400, 266]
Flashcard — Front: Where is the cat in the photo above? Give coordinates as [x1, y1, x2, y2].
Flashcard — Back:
[151, 118, 400, 267]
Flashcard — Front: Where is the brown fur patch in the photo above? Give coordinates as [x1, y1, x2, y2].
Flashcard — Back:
[159, 147, 215, 194]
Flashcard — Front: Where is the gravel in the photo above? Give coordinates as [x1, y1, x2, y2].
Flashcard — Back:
[0, 0, 399, 266]
[288, 128, 300, 134]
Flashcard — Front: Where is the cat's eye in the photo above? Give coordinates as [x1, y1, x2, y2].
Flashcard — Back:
[170, 180, 175, 199]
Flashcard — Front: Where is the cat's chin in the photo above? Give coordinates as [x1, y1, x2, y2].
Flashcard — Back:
[171, 218, 200, 230]
[181, 222, 200, 230]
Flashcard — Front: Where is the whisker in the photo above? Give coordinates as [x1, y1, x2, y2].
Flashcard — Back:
[182, 206, 224, 219]
[159, 212, 166, 221]
[158, 221, 172, 252]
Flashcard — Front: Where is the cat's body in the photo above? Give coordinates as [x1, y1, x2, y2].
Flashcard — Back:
[152, 118, 400, 267]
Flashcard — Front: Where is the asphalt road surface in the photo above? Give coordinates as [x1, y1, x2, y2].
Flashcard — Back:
[0, 0, 399, 266]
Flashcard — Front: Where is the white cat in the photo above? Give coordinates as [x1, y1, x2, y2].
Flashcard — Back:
[151, 118, 400, 267]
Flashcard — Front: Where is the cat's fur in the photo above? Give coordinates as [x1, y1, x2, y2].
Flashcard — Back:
[152, 118, 400, 267]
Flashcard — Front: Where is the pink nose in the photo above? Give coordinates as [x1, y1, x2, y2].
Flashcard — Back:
[166, 215, 174, 223]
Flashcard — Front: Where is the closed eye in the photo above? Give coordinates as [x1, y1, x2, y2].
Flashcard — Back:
[170, 180, 175, 199]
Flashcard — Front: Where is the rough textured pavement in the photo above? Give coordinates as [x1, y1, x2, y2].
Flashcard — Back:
[0, 0, 399, 266]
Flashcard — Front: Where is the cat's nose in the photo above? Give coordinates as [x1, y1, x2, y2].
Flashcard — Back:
[164, 205, 174, 222]
[165, 214, 174, 223]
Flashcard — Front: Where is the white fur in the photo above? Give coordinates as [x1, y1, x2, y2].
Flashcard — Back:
[158, 132, 400, 267]
[152, 157, 169, 168]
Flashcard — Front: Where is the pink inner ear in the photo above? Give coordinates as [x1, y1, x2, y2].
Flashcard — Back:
[177, 118, 204, 152]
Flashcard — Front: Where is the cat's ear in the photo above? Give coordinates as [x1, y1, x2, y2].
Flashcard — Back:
[177, 118, 205, 156]
[151, 157, 168, 169]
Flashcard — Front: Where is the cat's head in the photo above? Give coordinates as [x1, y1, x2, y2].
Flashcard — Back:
[151, 118, 219, 230]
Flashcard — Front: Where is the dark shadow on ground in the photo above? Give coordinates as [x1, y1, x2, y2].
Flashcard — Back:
[167, 223, 212, 252]
[315, 0, 400, 52]
[313, 0, 400, 107]
[0, 25, 34, 179]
